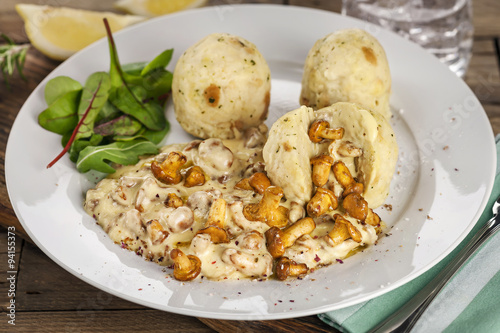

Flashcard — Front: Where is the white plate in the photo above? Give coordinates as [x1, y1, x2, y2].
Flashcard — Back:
[5, 4, 496, 320]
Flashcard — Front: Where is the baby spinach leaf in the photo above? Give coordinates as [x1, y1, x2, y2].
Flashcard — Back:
[95, 100, 121, 124]
[141, 69, 173, 100]
[141, 48, 173, 76]
[76, 139, 159, 173]
[122, 61, 147, 76]
[38, 89, 81, 135]
[141, 122, 171, 144]
[69, 134, 103, 163]
[108, 85, 166, 131]
[94, 115, 142, 137]
[113, 120, 170, 144]
[74, 72, 111, 141]
[47, 74, 109, 169]
[104, 19, 167, 131]
[44, 76, 82, 105]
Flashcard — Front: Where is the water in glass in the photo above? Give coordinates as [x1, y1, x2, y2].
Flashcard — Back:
[342, 0, 474, 77]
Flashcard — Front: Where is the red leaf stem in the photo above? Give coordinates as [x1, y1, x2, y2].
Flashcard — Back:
[46, 79, 103, 169]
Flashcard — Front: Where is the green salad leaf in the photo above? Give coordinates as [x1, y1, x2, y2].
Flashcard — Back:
[41, 18, 173, 173]
[38, 89, 81, 135]
[76, 140, 159, 173]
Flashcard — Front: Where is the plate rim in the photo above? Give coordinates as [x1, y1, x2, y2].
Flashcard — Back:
[5, 3, 497, 320]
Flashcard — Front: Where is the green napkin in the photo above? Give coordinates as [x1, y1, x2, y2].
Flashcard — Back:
[319, 135, 500, 333]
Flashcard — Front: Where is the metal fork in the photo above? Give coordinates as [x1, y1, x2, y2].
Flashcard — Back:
[369, 194, 500, 333]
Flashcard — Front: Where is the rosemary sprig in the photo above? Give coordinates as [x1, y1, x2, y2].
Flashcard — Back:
[0, 33, 30, 87]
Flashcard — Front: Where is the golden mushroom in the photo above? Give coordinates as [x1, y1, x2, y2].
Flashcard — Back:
[275, 257, 308, 281]
[265, 217, 316, 258]
[196, 198, 229, 243]
[170, 249, 202, 281]
[325, 214, 362, 247]
[184, 166, 206, 188]
[311, 154, 334, 187]
[151, 151, 187, 185]
[307, 187, 338, 217]
[308, 119, 344, 143]
[243, 186, 289, 228]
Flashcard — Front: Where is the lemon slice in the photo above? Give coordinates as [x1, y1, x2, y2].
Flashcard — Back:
[114, 0, 207, 17]
[15, 4, 147, 61]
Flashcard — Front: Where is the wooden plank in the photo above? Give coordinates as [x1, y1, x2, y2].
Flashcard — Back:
[0, 228, 22, 311]
[199, 316, 336, 332]
[12, 310, 215, 332]
[16, 242, 143, 311]
[484, 104, 500, 135]
[473, 0, 500, 37]
[464, 49, 500, 105]
[289, 0, 341, 13]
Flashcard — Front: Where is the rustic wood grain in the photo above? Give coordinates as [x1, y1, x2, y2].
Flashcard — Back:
[14, 310, 216, 332]
[0, 0, 499, 332]
[199, 316, 334, 333]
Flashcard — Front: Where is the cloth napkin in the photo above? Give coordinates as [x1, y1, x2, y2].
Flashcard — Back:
[319, 135, 500, 333]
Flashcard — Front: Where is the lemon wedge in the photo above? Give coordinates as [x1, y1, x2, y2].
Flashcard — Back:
[114, 0, 207, 17]
[15, 4, 147, 61]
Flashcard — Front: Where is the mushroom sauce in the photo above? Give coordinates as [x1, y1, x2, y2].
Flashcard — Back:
[84, 126, 379, 281]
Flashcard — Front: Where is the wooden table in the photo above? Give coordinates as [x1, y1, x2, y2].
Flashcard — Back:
[1, 0, 499, 331]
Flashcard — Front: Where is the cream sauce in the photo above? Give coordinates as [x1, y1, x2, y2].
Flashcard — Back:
[84, 132, 379, 281]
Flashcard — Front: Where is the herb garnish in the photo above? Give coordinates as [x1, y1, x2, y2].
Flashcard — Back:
[40, 18, 173, 173]
[0, 34, 29, 87]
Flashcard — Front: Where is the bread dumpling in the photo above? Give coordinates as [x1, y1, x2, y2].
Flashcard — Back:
[172, 33, 271, 139]
[300, 29, 392, 119]
[263, 102, 398, 208]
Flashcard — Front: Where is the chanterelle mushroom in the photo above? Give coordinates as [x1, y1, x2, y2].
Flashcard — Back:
[170, 249, 202, 281]
[310, 154, 334, 187]
[332, 161, 363, 197]
[307, 188, 338, 217]
[184, 166, 206, 188]
[196, 198, 229, 243]
[275, 257, 308, 281]
[325, 214, 362, 247]
[235, 171, 271, 194]
[265, 217, 316, 258]
[308, 119, 344, 143]
[151, 151, 187, 185]
[243, 186, 289, 228]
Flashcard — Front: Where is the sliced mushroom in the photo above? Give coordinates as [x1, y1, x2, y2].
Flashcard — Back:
[221, 248, 273, 278]
[289, 201, 306, 224]
[170, 249, 202, 281]
[337, 140, 362, 157]
[164, 206, 194, 233]
[243, 186, 289, 228]
[236, 230, 264, 251]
